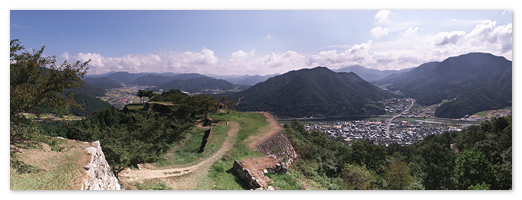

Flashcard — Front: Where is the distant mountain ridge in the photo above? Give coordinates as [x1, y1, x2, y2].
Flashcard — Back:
[376, 52, 512, 118]
[154, 77, 237, 93]
[228, 67, 397, 118]
[334, 65, 413, 82]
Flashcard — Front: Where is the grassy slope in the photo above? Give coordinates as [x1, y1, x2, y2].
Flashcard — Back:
[10, 136, 92, 190]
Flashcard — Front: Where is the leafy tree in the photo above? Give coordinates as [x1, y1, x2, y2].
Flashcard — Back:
[384, 154, 413, 190]
[468, 182, 491, 190]
[454, 148, 499, 190]
[137, 90, 145, 103]
[10, 39, 89, 135]
[417, 142, 456, 189]
[340, 163, 377, 190]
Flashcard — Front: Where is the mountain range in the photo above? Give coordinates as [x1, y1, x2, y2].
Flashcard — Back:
[334, 65, 413, 82]
[376, 52, 512, 118]
[227, 67, 397, 119]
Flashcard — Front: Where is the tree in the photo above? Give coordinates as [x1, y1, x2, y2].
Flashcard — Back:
[220, 96, 235, 114]
[384, 154, 413, 190]
[137, 90, 145, 103]
[340, 163, 377, 190]
[144, 90, 155, 101]
[454, 148, 499, 190]
[10, 39, 89, 132]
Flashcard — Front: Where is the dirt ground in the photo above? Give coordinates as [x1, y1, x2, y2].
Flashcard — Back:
[119, 121, 240, 190]
[247, 112, 284, 151]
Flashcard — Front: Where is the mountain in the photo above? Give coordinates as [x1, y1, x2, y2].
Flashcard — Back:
[128, 74, 176, 86]
[102, 72, 151, 83]
[223, 74, 279, 85]
[129, 73, 209, 86]
[335, 65, 413, 82]
[376, 52, 512, 117]
[84, 77, 123, 89]
[70, 92, 113, 116]
[229, 67, 397, 118]
[435, 86, 510, 118]
[70, 83, 107, 97]
[154, 77, 236, 93]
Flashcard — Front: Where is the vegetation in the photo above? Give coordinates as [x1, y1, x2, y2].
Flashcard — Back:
[281, 115, 511, 190]
[155, 77, 236, 93]
[229, 67, 396, 118]
[84, 77, 123, 89]
[10, 39, 89, 130]
[378, 53, 511, 117]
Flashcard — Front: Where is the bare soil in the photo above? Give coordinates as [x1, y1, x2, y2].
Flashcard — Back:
[247, 112, 284, 151]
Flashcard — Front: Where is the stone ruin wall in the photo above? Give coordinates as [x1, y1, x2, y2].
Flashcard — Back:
[81, 141, 123, 190]
[255, 132, 297, 166]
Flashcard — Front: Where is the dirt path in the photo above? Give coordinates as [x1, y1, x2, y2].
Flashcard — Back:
[119, 121, 239, 190]
[247, 112, 284, 151]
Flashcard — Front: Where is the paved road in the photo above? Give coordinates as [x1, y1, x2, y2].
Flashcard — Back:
[385, 98, 415, 138]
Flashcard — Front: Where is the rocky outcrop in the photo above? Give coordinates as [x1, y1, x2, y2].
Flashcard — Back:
[82, 141, 123, 190]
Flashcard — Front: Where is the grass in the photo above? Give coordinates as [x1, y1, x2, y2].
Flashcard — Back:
[207, 111, 270, 190]
[153, 124, 229, 168]
[125, 103, 144, 110]
[133, 179, 171, 190]
[265, 171, 304, 190]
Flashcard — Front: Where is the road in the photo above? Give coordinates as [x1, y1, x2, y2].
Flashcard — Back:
[385, 98, 415, 138]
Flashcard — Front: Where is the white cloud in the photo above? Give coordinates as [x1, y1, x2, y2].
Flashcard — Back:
[370, 27, 390, 38]
[375, 10, 391, 24]
[402, 27, 419, 38]
[433, 31, 466, 45]
[266, 34, 272, 40]
[65, 20, 511, 76]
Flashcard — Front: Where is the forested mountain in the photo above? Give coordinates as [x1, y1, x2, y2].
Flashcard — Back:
[154, 77, 236, 93]
[69, 83, 107, 97]
[222, 74, 279, 86]
[84, 77, 123, 89]
[69, 92, 113, 116]
[128, 74, 176, 86]
[103, 71, 151, 83]
[376, 52, 511, 118]
[335, 65, 413, 82]
[435, 86, 511, 118]
[229, 67, 397, 118]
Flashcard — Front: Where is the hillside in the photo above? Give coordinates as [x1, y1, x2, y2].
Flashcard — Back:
[84, 77, 123, 89]
[70, 92, 113, 116]
[435, 86, 511, 118]
[230, 67, 396, 118]
[223, 74, 278, 86]
[335, 65, 413, 82]
[376, 52, 512, 117]
[154, 77, 236, 93]
[129, 73, 208, 86]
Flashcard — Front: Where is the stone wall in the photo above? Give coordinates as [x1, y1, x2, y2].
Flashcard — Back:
[233, 156, 287, 190]
[255, 132, 297, 166]
[81, 141, 123, 190]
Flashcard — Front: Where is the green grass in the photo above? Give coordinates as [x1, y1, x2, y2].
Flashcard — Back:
[153, 124, 229, 168]
[134, 180, 171, 190]
[207, 111, 270, 190]
[265, 171, 304, 190]
[125, 103, 144, 110]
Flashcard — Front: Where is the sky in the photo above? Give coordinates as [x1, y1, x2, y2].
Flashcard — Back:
[10, 9, 512, 76]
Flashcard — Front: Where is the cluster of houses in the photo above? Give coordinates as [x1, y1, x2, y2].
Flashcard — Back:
[306, 120, 466, 146]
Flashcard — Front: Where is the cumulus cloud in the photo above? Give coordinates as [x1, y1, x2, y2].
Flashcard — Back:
[402, 27, 419, 38]
[64, 20, 511, 76]
[433, 31, 466, 45]
[371, 27, 390, 38]
[375, 10, 391, 24]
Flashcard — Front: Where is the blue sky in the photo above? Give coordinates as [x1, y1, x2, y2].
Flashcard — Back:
[9, 6, 513, 76]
